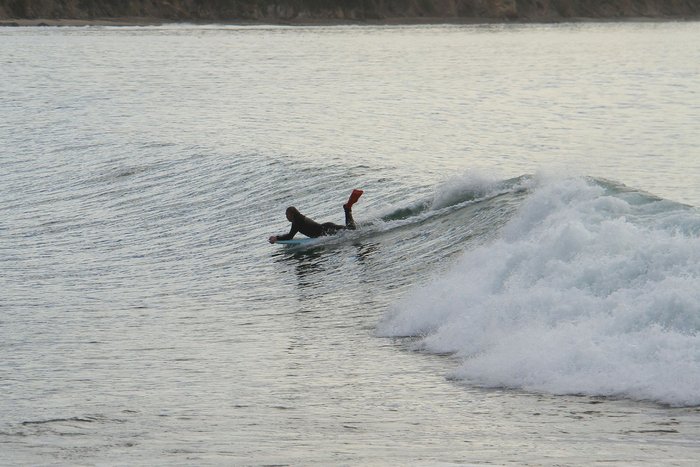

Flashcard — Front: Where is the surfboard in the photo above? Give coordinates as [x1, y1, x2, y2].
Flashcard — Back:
[275, 238, 316, 246]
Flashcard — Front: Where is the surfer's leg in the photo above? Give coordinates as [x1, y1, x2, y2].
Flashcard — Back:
[342, 189, 362, 231]
[320, 222, 344, 235]
[319, 206, 355, 236]
[320, 190, 361, 235]
[343, 205, 356, 230]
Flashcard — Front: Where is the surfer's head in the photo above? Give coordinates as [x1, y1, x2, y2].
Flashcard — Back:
[286, 206, 300, 222]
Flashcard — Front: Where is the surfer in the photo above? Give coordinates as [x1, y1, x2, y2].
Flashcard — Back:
[269, 189, 363, 244]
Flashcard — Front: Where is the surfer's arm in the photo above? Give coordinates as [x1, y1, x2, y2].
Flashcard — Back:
[273, 225, 298, 242]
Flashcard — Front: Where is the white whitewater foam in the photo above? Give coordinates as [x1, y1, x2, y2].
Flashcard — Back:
[429, 171, 504, 210]
[378, 176, 700, 406]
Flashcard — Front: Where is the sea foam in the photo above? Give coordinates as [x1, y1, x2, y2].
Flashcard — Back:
[378, 176, 700, 406]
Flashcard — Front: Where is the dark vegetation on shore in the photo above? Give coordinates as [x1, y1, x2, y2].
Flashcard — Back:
[1, 0, 699, 23]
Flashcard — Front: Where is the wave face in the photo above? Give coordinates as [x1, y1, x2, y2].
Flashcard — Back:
[378, 176, 700, 406]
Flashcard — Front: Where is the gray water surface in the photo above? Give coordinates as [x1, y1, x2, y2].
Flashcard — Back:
[2, 22, 700, 465]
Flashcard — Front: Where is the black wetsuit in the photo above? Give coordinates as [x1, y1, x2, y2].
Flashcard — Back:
[276, 206, 356, 241]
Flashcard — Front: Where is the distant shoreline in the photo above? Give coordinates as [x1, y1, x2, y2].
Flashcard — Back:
[2, 15, 700, 27]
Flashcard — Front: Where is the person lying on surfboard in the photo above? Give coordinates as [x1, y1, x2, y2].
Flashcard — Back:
[268, 189, 363, 244]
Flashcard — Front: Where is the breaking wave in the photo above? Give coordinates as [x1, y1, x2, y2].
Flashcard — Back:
[378, 176, 700, 406]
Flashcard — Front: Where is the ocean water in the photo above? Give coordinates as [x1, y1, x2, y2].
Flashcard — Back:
[1, 21, 700, 465]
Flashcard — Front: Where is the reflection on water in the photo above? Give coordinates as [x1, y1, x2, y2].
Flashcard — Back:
[275, 240, 382, 300]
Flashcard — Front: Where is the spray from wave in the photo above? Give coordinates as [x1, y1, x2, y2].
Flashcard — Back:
[378, 175, 700, 406]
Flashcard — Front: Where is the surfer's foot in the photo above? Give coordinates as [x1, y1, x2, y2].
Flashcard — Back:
[344, 189, 363, 209]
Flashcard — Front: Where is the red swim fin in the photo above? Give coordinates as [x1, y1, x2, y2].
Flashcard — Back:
[345, 189, 364, 208]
